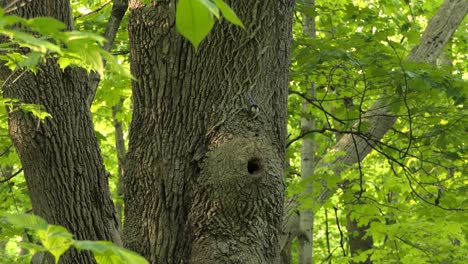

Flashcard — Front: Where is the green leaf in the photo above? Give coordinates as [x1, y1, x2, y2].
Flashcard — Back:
[64, 36, 105, 75]
[74, 240, 149, 264]
[39, 225, 73, 264]
[199, 0, 220, 18]
[6, 213, 48, 231]
[0, 14, 24, 28]
[66, 31, 107, 46]
[18, 52, 43, 72]
[359, 121, 371, 132]
[19, 103, 52, 120]
[26, 17, 66, 39]
[19, 241, 47, 253]
[176, 0, 214, 50]
[0, 29, 62, 53]
[213, 0, 245, 28]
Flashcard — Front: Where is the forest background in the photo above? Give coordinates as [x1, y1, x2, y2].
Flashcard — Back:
[0, 0, 466, 263]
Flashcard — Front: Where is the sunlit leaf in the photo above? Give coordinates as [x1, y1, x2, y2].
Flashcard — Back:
[6, 214, 48, 231]
[176, 0, 214, 50]
[213, 0, 244, 28]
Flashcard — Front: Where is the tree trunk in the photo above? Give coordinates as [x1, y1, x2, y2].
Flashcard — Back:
[124, 0, 294, 262]
[298, 1, 316, 263]
[112, 99, 126, 230]
[1, 1, 121, 263]
[346, 207, 373, 264]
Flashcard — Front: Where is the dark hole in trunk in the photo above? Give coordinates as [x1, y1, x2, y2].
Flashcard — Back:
[247, 158, 262, 175]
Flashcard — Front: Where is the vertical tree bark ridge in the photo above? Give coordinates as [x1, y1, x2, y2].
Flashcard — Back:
[313, 0, 468, 208]
[124, 0, 294, 262]
[1, 1, 122, 263]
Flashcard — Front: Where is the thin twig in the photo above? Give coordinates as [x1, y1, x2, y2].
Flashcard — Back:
[74, 1, 113, 20]
[333, 206, 346, 256]
[0, 168, 23, 183]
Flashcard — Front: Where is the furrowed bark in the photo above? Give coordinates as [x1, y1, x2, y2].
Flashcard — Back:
[124, 0, 294, 262]
[1, 1, 122, 263]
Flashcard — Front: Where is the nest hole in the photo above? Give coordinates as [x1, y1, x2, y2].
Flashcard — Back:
[247, 158, 262, 175]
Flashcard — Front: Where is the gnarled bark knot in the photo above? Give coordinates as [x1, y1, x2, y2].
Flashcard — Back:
[190, 136, 284, 262]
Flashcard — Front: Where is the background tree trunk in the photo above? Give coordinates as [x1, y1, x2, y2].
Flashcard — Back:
[1, 1, 122, 263]
[112, 99, 126, 230]
[346, 206, 373, 263]
[124, 0, 294, 262]
[298, 0, 316, 263]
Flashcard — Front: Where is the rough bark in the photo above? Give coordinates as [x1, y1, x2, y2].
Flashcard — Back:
[298, 1, 316, 263]
[124, 0, 294, 262]
[313, 0, 468, 209]
[1, 1, 122, 263]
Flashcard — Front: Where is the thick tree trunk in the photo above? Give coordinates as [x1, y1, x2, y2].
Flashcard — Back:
[1, 1, 121, 263]
[124, 0, 294, 262]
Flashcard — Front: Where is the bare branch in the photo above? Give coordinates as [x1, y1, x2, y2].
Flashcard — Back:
[74, 1, 112, 20]
[0, 168, 22, 183]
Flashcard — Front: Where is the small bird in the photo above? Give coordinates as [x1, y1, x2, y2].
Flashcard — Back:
[244, 93, 260, 118]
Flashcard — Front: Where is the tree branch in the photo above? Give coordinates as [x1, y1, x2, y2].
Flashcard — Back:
[74, 1, 112, 20]
[86, 0, 129, 106]
[0, 168, 22, 183]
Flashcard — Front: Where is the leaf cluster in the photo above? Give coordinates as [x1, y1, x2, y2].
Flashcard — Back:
[1, 214, 148, 264]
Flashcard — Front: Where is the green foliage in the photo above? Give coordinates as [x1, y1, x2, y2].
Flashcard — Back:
[176, 0, 244, 50]
[0, 98, 52, 121]
[0, 8, 128, 76]
[2, 214, 148, 264]
[288, 0, 467, 263]
[74, 241, 148, 264]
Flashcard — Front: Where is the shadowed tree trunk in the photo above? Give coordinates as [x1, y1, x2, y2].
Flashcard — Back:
[123, 0, 294, 262]
[112, 99, 126, 230]
[346, 205, 373, 264]
[0, 0, 124, 263]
